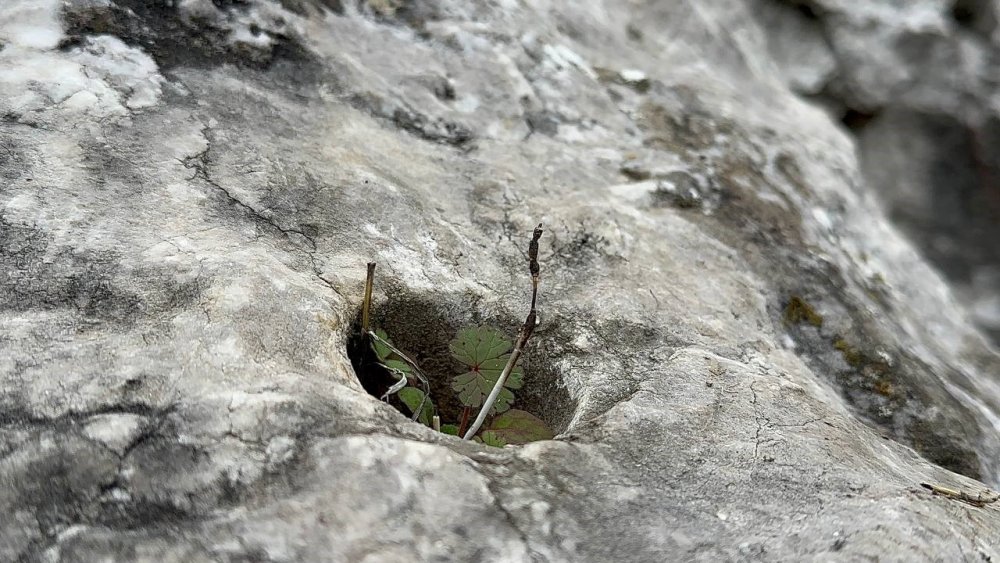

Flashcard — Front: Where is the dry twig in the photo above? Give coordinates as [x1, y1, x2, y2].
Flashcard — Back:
[463, 224, 543, 440]
[921, 482, 1000, 508]
[362, 262, 375, 334]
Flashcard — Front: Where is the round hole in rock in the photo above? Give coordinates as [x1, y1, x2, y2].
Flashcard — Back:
[346, 286, 576, 440]
[950, 0, 983, 29]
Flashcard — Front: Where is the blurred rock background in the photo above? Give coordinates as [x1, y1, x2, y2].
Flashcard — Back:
[754, 0, 1000, 342]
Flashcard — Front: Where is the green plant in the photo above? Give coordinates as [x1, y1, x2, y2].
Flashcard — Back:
[476, 431, 507, 447]
[398, 387, 434, 426]
[461, 223, 543, 440]
[450, 326, 524, 435]
[482, 409, 554, 444]
[359, 224, 552, 446]
[451, 326, 524, 411]
[367, 327, 430, 422]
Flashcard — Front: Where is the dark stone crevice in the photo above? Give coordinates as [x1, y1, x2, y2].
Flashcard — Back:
[951, 0, 998, 37]
[347, 286, 577, 438]
[61, 0, 321, 76]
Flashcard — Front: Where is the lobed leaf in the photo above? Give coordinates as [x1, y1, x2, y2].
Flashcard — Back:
[450, 327, 513, 367]
[450, 326, 523, 413]
[476, 430, 507, 447]
[485, 409, 554, 444]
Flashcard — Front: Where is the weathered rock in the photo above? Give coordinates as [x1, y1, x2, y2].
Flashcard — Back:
[758, 0, 1000, 341]
[1, 0, 1000, 561]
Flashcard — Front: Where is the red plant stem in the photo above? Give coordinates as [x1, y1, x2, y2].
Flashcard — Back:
[458, 407, 472, 436]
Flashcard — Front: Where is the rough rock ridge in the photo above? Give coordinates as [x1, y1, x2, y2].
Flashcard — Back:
[1, 0, 999, 561]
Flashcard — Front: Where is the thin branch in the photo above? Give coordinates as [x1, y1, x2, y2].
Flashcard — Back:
[361, 262, 375, 333]
[464, 223, 543, 440]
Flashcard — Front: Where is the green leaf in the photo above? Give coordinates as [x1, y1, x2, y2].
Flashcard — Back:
[450, 327, 523, 414]
[485, 409, 554, 444]
[371, 328, 393, 362]
[371, 330, 413, 379]
[450, 327, 512, 366]
[440, 424, 459, 436]
[477, 430, 507, 447]
[398, 387, 434, 426]
[381, 358, 411, 375]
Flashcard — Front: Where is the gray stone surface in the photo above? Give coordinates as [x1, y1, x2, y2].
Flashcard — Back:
[2, 0, 1000, 561]
[756, 0, 1000, 341]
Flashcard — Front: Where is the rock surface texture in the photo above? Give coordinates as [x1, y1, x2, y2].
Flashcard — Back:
[2, 0, 1000, 561]
[753, 0, 1000, 342]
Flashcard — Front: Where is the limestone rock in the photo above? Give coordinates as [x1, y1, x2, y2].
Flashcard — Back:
[2, 0, 1000, 561]
[761, 0, 1000, 341]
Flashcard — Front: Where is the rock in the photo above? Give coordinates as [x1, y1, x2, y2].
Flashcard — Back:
[2, 0, 1000, 561]
[749, 0, 838, 95]
[83, 413, 150, 455]
[765, 0, 1000, 342]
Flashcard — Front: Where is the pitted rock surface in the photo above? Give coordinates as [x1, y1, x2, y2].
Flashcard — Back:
[2, 1, 1000, 561]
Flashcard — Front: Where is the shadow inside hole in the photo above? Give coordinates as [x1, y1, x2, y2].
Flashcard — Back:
[346, 288, 576, 437]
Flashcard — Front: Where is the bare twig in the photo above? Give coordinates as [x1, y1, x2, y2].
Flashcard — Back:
[361, 262, 376, 333]
[921, 482, 1000, 508]
[367, 329, 430, 421]
[464, 224, 543, 440]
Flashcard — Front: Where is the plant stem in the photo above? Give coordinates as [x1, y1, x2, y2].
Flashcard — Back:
[464, 224, 543, 440]
[367, 329, 431, 421]
[361, 262, 376, 334]
[458, 406, 472, 436]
